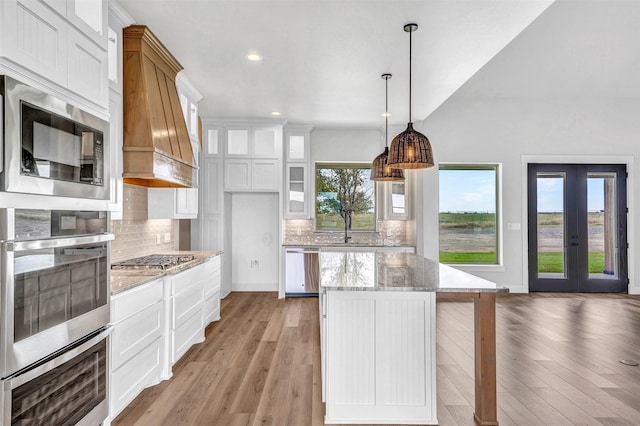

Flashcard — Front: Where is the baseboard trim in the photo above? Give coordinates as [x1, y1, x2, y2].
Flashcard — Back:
[232, 283, 278, 292]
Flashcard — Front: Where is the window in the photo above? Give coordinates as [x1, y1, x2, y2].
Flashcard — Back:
[316, 164, 375, 231]
[439, 165, 499, 264]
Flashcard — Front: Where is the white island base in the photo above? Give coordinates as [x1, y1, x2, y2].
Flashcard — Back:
[321, 290, 437, 424]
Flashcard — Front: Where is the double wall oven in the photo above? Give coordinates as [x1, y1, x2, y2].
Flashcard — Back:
[1, 76, 114, 425]
[1, 209, 113, 425]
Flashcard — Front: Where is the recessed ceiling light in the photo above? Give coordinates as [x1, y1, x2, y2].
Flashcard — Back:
[381, 112, 391, 117]
[246, 52, 263, 62]
[271, 111, 281, 116]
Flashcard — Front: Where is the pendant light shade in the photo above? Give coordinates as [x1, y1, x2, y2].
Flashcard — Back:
[388, 23, 434, 169]
[371, 74, 404, 181]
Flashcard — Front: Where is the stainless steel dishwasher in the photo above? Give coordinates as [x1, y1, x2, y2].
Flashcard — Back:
[285, 247, 320, 296]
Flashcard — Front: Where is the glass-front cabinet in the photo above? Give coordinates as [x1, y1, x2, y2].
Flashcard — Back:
[286, 164, 308, 218]
[283, 125, 312, 218]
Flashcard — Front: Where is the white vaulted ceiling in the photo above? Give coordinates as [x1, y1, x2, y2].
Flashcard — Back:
[117, 0, 555, 128]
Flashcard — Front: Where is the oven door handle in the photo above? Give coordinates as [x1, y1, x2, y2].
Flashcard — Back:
[6, 233, 114, 252]
[3, 326, 113, 390]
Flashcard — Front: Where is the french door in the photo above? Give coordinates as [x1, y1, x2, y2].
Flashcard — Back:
[528, 164, 628, 292]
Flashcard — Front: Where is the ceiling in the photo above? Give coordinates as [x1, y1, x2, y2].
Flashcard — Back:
[117, 0, 555, 128]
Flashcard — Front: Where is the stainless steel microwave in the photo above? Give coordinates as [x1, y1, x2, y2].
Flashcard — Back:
[0, 76, 110, 200]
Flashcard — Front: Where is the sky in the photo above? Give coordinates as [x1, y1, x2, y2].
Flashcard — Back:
[439, 169, 497, 213]
[439, 170, 607, 213]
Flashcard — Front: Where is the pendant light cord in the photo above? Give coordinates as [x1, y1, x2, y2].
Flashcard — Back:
[385, 76, 388, 147]
[409, 27, 412, 123]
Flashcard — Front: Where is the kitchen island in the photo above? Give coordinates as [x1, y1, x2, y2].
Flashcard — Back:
[319, 250, 507, 425]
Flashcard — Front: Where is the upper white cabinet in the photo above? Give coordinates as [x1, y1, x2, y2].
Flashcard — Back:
[223, 122, 282, 191]
[107, 2, 134, 220]
[224, 125, 281, 159]
[285, 129, 310, 162]
[176, 72, 203, 145]
[283, 124, 313, 218]
[0, 0, 109, 112]
[382, 179, 411, 220]
[285, 163, 309, 218]
[148, 187, 198, 219]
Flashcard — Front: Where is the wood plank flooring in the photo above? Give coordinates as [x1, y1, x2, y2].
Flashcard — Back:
[112, 292, 640, 426]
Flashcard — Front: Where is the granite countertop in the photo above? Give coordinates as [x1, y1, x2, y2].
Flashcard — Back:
[319, 251, 508, 293]
[110, 250, 222, 295]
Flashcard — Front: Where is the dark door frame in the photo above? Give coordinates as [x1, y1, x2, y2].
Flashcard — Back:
[527, 163, 628, 293]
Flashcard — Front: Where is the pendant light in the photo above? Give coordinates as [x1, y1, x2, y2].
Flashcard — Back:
[387, 23, 434, 169]
[371, 73, 404, 181]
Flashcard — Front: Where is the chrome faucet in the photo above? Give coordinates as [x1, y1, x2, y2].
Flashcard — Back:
[342, 209, 353, 243]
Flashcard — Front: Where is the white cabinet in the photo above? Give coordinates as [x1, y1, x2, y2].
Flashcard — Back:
[109, 278, 164, 420]
[148, 187, 198, 219]
[224, 159, 251, 190]
[252, 159, 280, 190]
[193, 123, 224, 257]
[168, 262, 207, 364]
[0, 0, 68, 87]
[285, 164, 309, 218]
[223, 123, 282, 192]
[323, 290, 436, 424]
[203, 255, 222, 325]
[382, 179, 411, 220]
[0, 0, 109, 111]
[203, 158, 223, 214]
[108, 88, 124, 219]
[107, 3, 133, 220]
[283, 125, 312, 218]
[224, 158, 279, 191]
[224, 126, 281, 158]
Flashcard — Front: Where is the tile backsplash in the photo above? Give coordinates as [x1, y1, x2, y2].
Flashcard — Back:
[111, 184, 179, 263]
[283, 219, 410, 246]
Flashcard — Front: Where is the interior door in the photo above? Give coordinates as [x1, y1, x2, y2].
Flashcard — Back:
[528, 164, 628, 292]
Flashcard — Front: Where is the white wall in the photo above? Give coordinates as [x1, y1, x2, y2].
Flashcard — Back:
[420, 0, 640, 293]
[311, 128, 383, 163]
[231, 193, 280, 291]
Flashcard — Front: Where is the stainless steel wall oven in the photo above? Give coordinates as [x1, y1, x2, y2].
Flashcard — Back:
[0, 75, 110, 200]
[1, 208, 113, 425]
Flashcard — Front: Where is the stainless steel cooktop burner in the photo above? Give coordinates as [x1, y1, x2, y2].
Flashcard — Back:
[111, 254, 196, 270]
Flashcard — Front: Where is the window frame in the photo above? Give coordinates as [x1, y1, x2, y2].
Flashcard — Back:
[314, 162, 377, 232]
[438, 163, 503, 268]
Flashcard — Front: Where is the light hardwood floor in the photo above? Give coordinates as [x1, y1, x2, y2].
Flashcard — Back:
[113, 292, 640, 426]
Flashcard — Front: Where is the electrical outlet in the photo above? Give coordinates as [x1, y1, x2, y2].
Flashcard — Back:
[250, 259, 259, 269]
[156, 234, 161, 244]
[164, 232, 171, 243]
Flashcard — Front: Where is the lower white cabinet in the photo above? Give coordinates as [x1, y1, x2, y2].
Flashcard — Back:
[203, 255, 222, 325]
[323, 289, 436, 424]
[109, 278, 164, 420]
[168, 263, 205, 364]
[108, 255, 223, 422]
[168, 255, 222, 364]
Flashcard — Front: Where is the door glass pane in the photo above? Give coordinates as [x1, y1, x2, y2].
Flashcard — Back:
[588, 173, 617, 279]
[537, 173, 566, 278]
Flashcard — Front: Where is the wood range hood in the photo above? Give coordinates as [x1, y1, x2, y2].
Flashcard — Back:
[122, 25, 194, 188]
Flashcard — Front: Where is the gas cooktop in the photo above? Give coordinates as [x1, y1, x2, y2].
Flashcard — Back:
[111, 254, 196, 270]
